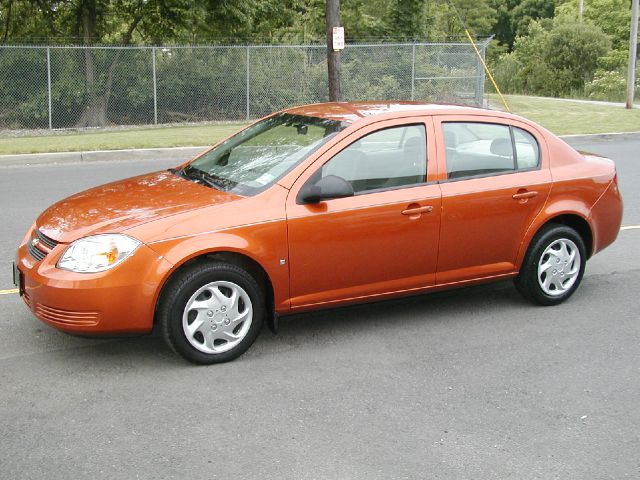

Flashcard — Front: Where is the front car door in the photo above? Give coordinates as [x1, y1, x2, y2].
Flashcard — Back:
[433, 115, 552, 285]
[286, 117, 442, 310]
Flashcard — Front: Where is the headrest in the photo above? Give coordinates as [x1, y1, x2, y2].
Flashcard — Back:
[490, 137, 512, 157]
[404, 136, 425, 152]
[444, 130, 458, 148]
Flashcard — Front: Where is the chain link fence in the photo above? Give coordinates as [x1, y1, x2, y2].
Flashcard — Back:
[0, 41, 490, 131]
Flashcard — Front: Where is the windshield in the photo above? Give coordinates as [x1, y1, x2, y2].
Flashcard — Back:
[181, 113, 348, 196]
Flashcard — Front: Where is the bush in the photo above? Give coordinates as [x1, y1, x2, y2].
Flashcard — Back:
[491, 19, 612, 98]
[543, 21, 611, 95]
[491, 52, 522, 93]
[585, 69, 637, 102]
[585, 70, 624, 101]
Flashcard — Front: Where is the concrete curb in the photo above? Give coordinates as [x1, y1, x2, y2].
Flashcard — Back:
[0, 132, 638, 167]
[560, 132, 640, 143]
[0, 146, 208, 167]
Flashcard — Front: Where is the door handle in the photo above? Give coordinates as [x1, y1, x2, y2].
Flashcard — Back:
[512, 190, 538, 200]
[401, 205, 433, 216]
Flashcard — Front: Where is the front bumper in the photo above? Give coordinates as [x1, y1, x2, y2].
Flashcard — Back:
[16, 229, 174, 335]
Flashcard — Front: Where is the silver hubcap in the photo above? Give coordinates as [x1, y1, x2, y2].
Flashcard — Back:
[537, 238, 581, 296]
[182, 281, 253, 354]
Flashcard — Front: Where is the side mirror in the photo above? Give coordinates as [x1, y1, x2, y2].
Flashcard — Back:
[298, 175, 354, 204]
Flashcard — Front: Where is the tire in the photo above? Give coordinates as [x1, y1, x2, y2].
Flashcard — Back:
[514, 224, 587, 306]
[158, 261, 264, 364]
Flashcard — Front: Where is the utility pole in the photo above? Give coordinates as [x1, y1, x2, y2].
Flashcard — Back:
[579, 0, 584, 22]
[627, 0, 639, 109]
[326, 0, 342, 102]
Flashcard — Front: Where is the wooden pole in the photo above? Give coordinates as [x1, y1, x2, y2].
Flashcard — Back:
[627, 0, 639, 109]
[326, 0, 342, 102]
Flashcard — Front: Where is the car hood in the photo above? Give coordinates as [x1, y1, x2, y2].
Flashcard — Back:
[37, 170, 241, 243]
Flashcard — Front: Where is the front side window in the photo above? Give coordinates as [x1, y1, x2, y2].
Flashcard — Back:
[443, 122, 540, 180]
[319, 124, 427, 194]
[182, 113, 347, 196]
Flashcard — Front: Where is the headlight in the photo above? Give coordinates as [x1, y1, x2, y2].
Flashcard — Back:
[57, 234, 141, 273]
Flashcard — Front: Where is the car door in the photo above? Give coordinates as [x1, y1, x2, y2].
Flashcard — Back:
[433, 115, 552, 285]
[286, 118, 442, 309]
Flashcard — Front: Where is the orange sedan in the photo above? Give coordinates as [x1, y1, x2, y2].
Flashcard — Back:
[14, 102, 623, 364]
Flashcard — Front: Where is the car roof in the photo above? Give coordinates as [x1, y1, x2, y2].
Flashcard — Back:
[283, 101, 503, 124]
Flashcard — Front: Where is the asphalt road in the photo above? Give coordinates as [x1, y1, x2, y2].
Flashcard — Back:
[0, 137, 638, 479]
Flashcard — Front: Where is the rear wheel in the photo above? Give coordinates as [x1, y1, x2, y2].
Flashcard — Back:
[515, 224, 586, 306]
[158, 262, 264, 364]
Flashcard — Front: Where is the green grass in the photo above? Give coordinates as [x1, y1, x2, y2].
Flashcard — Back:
[487, 94, 640, 135]
[1, 95, 639, 155]
[0, 123, 247, 155]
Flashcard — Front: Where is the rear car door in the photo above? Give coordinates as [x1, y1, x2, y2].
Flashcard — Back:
[433, 115, 552, 284]
[286, 118, 442, 309]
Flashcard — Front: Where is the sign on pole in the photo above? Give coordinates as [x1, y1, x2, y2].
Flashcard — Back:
[326, 0, 343, 101]
[332, 27, 345, 51]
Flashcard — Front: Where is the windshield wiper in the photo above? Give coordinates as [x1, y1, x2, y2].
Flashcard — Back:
[178, 167, 226, 190]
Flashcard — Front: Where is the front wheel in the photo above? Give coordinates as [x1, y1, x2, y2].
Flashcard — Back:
[515, 224, 587, 306]
[158, 262, 264, 364]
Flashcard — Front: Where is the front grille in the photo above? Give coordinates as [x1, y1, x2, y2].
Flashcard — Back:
[27, 228, 60, 262]
[35, 303, 99, 327]
[27, 240, 46, 261]
[35, 229, 59, 249]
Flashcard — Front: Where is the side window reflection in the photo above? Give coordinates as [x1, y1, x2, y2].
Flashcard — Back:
[443, 122, 541, 180]
[321, 124, 427, 194]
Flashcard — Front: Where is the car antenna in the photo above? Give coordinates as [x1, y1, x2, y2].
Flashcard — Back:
[445, 0, 511, 113]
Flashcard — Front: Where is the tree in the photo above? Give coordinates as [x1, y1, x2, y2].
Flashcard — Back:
[493, 18, 612, 96]
[388, 0, 427, 40]
[72, 0, 193, 126]
[340, 0, 389, 41]
[556, 0, 631, 50]
[0, 0, 59, 43]
[543, 20, 611, 93]
[447, 0, 496, 36]
[490, 0, 557, 49]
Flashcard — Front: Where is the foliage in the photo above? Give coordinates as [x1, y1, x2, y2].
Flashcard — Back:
[496, 20, 555, 95]
[490, 0, 557, 49]
[341, 0, 393, 41]
[584, 69, 628, 101]
[555, 0, 631, 50]
[428, 0, 496, 38]
[543, 21, 611, 94]
[491, 51, 524, 94]
[0, 0, 634, 118]
[492, 18, 612, 97]
[388, 0, 429, 40]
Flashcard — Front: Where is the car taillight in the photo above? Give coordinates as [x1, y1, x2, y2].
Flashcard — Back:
[611, 172, 620, 196]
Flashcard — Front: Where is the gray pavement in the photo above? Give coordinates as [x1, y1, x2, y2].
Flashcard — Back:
[0, 137, 639, 479]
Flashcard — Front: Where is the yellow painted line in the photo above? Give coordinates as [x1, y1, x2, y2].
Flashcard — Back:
[620, 225, 640, 231]
[0, 288, 19, 295]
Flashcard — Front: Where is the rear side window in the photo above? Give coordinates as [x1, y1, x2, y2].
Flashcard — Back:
[321, 124, 427, 193]
[443, 122, 540, 180]
[513, 127, 540, 169]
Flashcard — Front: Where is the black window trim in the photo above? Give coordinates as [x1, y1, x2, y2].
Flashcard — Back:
[440, 121, 541, 184]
